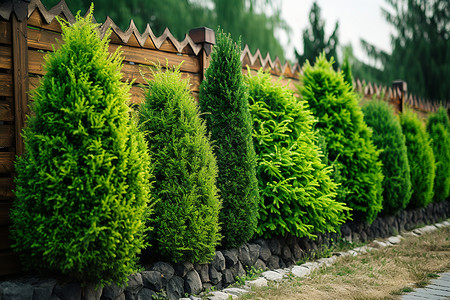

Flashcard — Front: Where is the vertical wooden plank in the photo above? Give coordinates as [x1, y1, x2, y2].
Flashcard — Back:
[392, 80, 407, 114]
[12, 13, 28, 157]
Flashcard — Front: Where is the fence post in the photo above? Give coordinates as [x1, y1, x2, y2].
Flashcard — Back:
[11, 0, 30, 158]
[392, 80, 407, 113]
[189, 27, 215, 81]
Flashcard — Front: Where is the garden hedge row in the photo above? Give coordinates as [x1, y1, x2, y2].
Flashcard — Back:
[10, 14, 447, 287]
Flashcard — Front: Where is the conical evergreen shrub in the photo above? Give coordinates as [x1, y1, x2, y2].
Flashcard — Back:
[11, 11, 151, 285]
[426, 107, 450, 202]
[400, 109, 435, 208]
[362, 100, 412, 214]
[299, 54, 384, 223]
[246, 69, 350, 239]
[199, 30, 259, 248]
[139, 65, 221, 263]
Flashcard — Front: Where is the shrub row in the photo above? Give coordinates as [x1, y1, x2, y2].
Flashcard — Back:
[10, 14, 448, 287]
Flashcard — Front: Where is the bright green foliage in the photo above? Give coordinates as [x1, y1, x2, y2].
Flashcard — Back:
[426, 107, 450, 202]
[362, 100, 412, 214]
[139, 65, 221, 263]
[246, 69, 350, 239]
[300, 54, 384, 223]
[11, 11, 151, 285]
[400, 110, 436, 208]
[199, 31, 259, 248]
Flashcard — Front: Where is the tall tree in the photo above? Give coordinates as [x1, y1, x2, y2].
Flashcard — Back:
[295, 1, 339, 68]
[199, 31, 259, 248]
[361, 0, 450, 101]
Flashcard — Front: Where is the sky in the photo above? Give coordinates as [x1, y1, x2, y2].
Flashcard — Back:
[279, 0, 393, 64]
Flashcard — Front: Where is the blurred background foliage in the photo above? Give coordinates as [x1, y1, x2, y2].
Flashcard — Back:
[41, 0, 449, 102]
[41, 0, 289, 61]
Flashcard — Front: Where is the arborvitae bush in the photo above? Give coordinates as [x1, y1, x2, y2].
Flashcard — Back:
[139, 65, 221, 263]
[426, 107, 450, 202]
[199, 31, 259, 248]
[400, 110, 436, 208]
[246, 69, 350, 239]
[362, 100, 412, 214]
[299, 54, 384, 223]
[11, 11, 151, 285]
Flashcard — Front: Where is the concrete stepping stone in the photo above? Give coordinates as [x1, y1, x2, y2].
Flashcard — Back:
[291, 266, 311, 278]
[207, 291, 237, 300]
[261, 270, 283, 281]
[245, 277, 268, 288]
[222, 287, 249, 297]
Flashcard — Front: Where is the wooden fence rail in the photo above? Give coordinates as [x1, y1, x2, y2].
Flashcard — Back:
[0, 0, 447, 276]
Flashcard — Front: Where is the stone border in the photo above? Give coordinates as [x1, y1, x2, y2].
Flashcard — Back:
[202, 219, 450, 300]
[0, 201, 448, 300]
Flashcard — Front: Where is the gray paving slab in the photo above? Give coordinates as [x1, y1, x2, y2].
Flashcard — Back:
[402, 295, 434, 300]
[420, 288, 450, 297]
[427, 284, 450, 292]
[402, 272, 450, 300]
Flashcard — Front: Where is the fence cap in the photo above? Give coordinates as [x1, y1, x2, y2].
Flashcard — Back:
[392, 80, 407, 92]
[0, 0, 30, 21]
[189, 27, 215, 45]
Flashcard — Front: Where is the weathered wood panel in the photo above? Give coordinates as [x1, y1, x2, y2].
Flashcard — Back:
[26, 28, 201, 75]
[0, 100, 14, 121]
[0, 21, 11, 45]
[0, 45, 12, 69]
[0, 177, 14, 199]
[12, 14, 28, 157]
[0, 152, 15, 173]
[27, 49, 201, 91]
[0, 73, 13, 96]
[0, 125, 14, 147]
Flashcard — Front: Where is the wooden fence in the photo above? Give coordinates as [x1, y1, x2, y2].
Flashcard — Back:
[0, 0, 447, 276]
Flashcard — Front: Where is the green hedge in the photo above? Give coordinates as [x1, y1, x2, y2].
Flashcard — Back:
[11, 11, 151, 285]
[362, 100, 412, 214]
[299, 54, 384, 223]
[199, 31, 259, 248]
[400, 110, 436, 208]
[246, 69, 350, 239]
[139, 65, 221, 263]
[426, 107, 450, 202]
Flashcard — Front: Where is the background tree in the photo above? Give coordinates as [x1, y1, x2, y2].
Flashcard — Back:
[361, 0, 450, 101]
[300, 54, 384, 223]
[41, 0, 289, 60]
[295, 1, 339, 69]
[199, 31, 259, 248]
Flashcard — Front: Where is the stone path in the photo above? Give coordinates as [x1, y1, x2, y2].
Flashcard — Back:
[401, 272, 450, 300]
